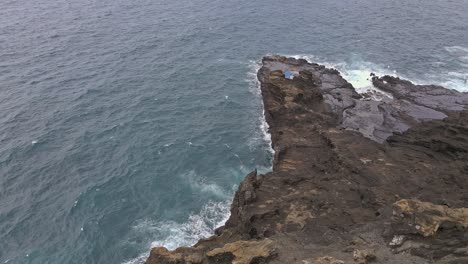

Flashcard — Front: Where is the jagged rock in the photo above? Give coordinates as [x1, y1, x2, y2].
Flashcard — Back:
[314, 256, 345, 264]
[224, 170, 261, 233]
[388, 199, 468, 260]
[392, 199, 468, 237]
[146, 56, 468, 264]
[206, 239, 277, 264]
[146, 247, 204, 264]
[352, 249, 376, 263]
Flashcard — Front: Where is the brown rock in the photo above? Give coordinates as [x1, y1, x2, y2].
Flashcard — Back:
[146, 56, 468, 264]
[392, 199, 468, 237]
[352, 249, 376, 264]
[146, 247, 204, 264]
[314, 256, 345, 264]
[206, 239, 277, 264]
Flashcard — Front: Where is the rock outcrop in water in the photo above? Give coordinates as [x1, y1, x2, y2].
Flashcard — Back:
[146, 55, 468, 264]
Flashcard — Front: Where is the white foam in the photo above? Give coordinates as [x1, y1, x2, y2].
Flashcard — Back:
[246, 59, 274, 158]
[445, 46, 468, 56]
[441, 46, 468, 91]
[122, 200, 230, 264]
[122, 254, 147, 264]
[180, 170, 229, 199]
[285, 54, 396, 99]
[288, 53, 468, 98]
[407, 70, 468, 92]
[186, 141, 205, 148]
[286, 53, 467, 94]
[436, 77, 468, 92]
[246, 59, 262, 96]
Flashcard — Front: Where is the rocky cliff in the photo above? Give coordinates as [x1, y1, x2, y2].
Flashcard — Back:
[145, 55, 468, 264]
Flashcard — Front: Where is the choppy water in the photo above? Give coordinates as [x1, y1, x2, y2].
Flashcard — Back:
[0, 0, 467, 263]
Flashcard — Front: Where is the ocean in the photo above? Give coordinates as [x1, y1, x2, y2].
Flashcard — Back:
[0, 0, 467, 263]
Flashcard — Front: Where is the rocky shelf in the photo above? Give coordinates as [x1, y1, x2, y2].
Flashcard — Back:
[145, 55, 468, 264]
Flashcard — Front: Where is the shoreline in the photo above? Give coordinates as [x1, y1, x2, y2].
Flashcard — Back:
[145, 55, 468, 264]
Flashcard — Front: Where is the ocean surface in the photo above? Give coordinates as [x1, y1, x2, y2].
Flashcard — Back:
[0, 0, 467, 263]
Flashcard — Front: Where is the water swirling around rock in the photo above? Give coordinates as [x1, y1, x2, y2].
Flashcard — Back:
[0, 0, 467, 263]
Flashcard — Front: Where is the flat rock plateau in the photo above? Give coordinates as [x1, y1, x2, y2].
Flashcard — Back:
[146, 56, 468, 264]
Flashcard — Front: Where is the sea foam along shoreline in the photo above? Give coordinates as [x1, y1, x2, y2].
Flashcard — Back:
[247, 59, 274, 160]
[122, 59, 275, 264]
[286, 53, 468, 92]
[145, 54, 468, 264]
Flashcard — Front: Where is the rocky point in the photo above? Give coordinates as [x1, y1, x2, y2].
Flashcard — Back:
[145, 55, 468, 264]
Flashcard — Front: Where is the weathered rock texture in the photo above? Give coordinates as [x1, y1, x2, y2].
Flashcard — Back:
[146, 56, 468, 264]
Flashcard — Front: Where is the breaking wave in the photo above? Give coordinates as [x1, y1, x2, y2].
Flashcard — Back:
[120, 53, 468, 264]
[122, 200, 231, 264]
[285, 54, 467, 93]
[442, 46, 468, 91]
[121, 59, 276, 264]
[285, 54, 398, 95]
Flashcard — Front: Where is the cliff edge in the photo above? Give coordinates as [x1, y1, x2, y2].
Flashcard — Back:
[146, 56, 468, 264]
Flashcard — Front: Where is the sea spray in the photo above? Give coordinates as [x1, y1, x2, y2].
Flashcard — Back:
[122, 200, 230, 264]
[286, 53, 468, 92]
[121, 61, 276, 264]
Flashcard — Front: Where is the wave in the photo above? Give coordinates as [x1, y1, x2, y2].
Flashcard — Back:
[246, 59, 274, 158]
[122, 59, 276, 264]
[442, 46, 468, 91]
[284, 54, 397, 98]
[122, 200, 230, 264]
[445, 46, 468, 63]
[179, 170, 230, 199]
[284, 54, 467, 93]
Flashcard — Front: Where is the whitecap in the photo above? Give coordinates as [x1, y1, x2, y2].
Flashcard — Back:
[186, 141, 205, 148]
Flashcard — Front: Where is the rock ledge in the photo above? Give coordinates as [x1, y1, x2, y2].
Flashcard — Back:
[146, 56, 468, 264]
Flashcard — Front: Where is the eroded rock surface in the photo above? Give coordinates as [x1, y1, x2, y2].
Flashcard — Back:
[145, 56, 468, 264]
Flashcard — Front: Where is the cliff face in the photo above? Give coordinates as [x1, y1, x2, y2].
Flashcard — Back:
[146, 56, 468, 264]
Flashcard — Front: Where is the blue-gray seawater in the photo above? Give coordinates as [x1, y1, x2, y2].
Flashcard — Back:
[0, 0, 467, 263]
